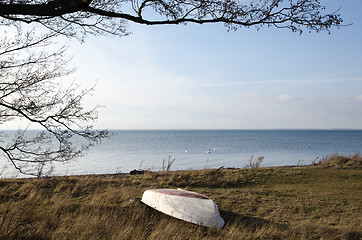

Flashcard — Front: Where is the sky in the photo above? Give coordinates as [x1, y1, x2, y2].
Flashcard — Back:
[8, 0, 362, 130]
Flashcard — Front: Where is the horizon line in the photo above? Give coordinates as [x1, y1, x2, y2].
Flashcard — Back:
[2, 128, 362, 131]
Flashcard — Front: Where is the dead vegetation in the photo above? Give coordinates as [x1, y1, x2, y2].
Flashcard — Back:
[0, 154, 361, 239]
[316, 153, 362, 169]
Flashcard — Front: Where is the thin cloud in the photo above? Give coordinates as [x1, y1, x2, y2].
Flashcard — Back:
[278, 95, 293, 101]
[186, 77, 362, 88]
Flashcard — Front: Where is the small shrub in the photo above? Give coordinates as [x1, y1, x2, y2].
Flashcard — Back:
[317, 153, 362, 169]
[161, 156, 176, 171]
[245, 155, 264, 168]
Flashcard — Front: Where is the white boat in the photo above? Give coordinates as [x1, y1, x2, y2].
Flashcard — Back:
[141, 188, 224, 228]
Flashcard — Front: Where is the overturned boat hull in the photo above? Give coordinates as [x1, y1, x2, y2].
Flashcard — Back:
[141, 188, 224, 228]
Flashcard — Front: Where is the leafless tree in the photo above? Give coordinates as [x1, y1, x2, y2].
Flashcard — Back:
[0, 0, 344, 176]
[0, 25, 108, 177]
[0, 0, 343, 39]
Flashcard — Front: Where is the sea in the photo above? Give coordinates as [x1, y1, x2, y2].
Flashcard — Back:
[1, 130, 362, 177]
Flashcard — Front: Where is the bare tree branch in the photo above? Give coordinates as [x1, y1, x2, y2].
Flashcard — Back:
[0, 0, 344, 38]
[0, 0, 345, 177]
[0, 26, 108, 177]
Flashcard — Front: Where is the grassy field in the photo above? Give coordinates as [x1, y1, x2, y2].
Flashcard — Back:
[0, 154, 361, 239]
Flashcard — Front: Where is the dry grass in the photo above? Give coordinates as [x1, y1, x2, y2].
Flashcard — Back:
[0, 154, 361, 239]
[316, 153, 362, 169]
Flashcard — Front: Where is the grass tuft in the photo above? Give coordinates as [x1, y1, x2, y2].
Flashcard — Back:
[316, 153, 362, 169]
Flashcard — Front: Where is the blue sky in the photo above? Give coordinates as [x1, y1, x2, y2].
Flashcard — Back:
[64, 0, 361, 129]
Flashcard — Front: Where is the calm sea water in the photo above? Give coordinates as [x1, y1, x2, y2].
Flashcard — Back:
[1, 130, 362, 177]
